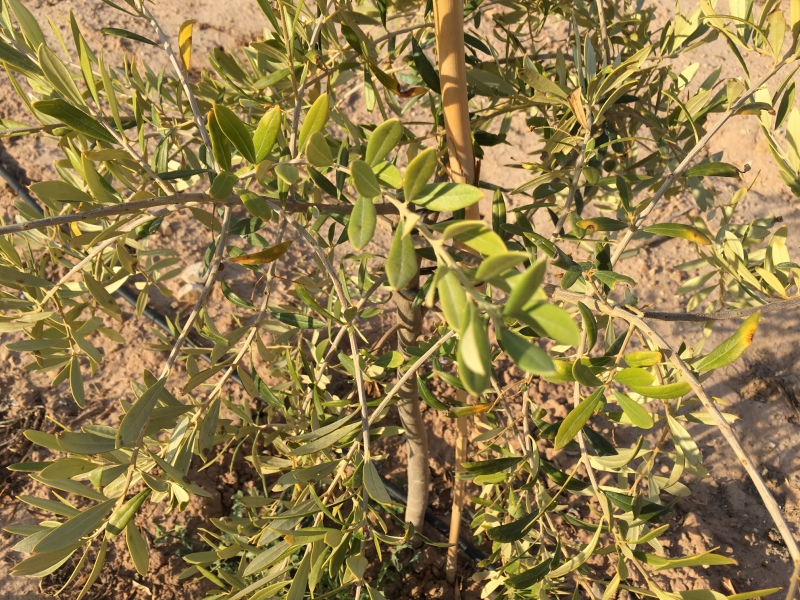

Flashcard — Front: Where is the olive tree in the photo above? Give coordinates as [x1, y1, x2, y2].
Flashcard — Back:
[1, 0, 800, 597]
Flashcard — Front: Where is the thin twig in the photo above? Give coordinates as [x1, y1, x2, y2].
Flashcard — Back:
[0, 193, 232, 236]
[639, 296, 800, 321]
[0, 195, 396, 237]
[542, 284, 800, 322]
[0, 162, 37, 209]
[368, 330, 457, 426]
[594, 0, 610, 67]
[289, 8, 330, 155]
[37, 212, 155, 308]
[609, 55, 789, 265]
[202, 223, 287, 407]
[587, 300, 800, 575]
[141, 4, 213, 159]
[551, 132, 592, 239]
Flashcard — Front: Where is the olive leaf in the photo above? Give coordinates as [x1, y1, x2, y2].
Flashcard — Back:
[386, 226, 417, 290]
[348, 196, 377, 250]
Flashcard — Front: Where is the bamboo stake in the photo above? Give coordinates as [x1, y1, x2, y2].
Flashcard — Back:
[434, 0, 479, 586]
[395, 0, 477, 537]
[435, 0, 475, 187]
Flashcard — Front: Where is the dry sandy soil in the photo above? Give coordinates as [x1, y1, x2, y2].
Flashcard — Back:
[0, 1, 799, 599]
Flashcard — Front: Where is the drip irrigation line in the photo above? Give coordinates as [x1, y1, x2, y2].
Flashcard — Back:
[382, 477, 488, 563]
[1, 162, 490, 565]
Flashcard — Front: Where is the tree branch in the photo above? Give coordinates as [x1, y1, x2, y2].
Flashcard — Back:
[543, 284, 800, 322]
[609, 55, 789, 265]
[615, 307, 800, 574]
[0, 194, 400, 238]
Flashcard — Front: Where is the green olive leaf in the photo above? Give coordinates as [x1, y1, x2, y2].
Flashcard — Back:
[403, 147, 437, 202]
[442, 220, 507, 257]
[297, 93, 329, 153]
[253, 106, 282, 163]
[38, 44, 85, 106]
[117, 378, 167, 447]
[208, 171, 239, 199]
[437, 269, 467, 332]
[306, 130, 334, 167]
[126, 522, 149, 576]
[386, 226, 417, 290]
[505, 259, 546, 315]
[365, 118, 403, 166]
[475, 251, 528, 282]
[363, 460, 393, 504]
[410, 182, 483, 212]
[350, 159, 381, 198]
[33, 100, 116, 144]
[612, 390, 654, 429]
[555, 388, 604, 449]
[457, 307, 491, 396]
[497, 327, 555, 374]
[214, 104, 256, 164]
[348, 196, 377, 250]
[107, 489, 151, 538]
[32, 498, 115, 553]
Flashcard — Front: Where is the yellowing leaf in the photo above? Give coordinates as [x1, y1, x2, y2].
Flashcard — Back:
[229, 241, 292, 265]
[624, 351, 662, 368]
[179, 20, 195, 71]
[643, 223, 712, 245]
[568, 88, 590, 131]
[447, 403, 493, 418]
[695, 312, 760, 372]
[577, 217, 627, 232]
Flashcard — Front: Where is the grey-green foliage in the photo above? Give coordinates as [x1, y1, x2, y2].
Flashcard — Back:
[0, 0, 798, 597]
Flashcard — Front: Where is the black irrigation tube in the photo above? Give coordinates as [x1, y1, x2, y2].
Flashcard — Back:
[382, 478, 488, 563]
[0, 163, 489, 565]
